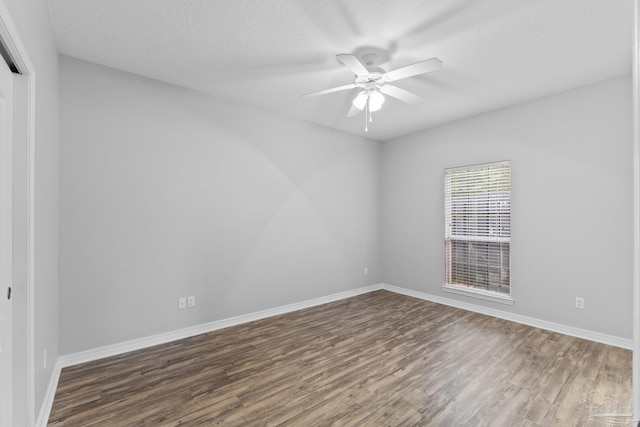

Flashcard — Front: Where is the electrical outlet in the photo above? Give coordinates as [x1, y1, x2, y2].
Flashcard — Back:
[575, 297, 584, 309]
[363, 267, 368, 275]
[187, 296, 196, 308]
[43, 348, 47, 370]
[178, 297, 187, 310]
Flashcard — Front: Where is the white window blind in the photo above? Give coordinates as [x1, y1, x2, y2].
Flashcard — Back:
[445, 161, 511, 295]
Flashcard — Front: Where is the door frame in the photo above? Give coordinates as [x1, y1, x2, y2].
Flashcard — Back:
[633, 0, 640, 423]
[0, 1, 35, 423]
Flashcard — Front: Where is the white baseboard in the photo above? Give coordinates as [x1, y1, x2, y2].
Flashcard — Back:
[38, 282, 630, 426]
[58, 284, 383, 369]
[35, 359, 62, 427]
[381, 283, 632, 350]
[37, 284, 382, 426]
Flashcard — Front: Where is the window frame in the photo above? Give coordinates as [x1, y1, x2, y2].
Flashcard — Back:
[442, 161, 514, 305]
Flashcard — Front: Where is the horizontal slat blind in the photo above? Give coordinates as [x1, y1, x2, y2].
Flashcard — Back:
[445, 162, 511, 294]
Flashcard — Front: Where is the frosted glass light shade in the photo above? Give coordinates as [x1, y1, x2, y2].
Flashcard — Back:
[352, 92, 367, 110]
[368, 90, 385, 111]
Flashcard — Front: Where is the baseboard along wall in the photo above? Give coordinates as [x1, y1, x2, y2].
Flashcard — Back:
[382, 284, 632, 350]
[36, 283, 633, 426]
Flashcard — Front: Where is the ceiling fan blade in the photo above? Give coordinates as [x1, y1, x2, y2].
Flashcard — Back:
[380, 85, 423, 105]
[384, 58, 443, 82]
[336, 54, 370, 77]
[302, 83, 357, 98]
[347, 104, 362, 117]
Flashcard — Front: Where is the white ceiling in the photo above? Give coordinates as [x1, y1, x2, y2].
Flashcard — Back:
[46, 0, 633, 141]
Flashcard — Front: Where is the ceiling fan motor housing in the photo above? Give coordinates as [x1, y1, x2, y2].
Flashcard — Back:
[356, 70, 385, 89]
[353, 46, 391, 69]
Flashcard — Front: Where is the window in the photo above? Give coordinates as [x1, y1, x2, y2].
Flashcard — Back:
[444, 161, 512, 304]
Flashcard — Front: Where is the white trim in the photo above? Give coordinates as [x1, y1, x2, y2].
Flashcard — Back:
[58, 285, 382, 368]
[447, 235, 510, 243]
[25, 69, 35, 427]
[34, 359, 60, 427]
[56, 282, 631, 364]
[442, 284, 515, 305]
[0, 1, 29, 74]
[444, 159, 511, 173]
[633, 0, 640, 421]
[33, 285, 382, 425]
[383, 284, 632, 350]
[0, 1, 36, 424]
[38, 283, 632, 425]
[0, 35, 13, 427]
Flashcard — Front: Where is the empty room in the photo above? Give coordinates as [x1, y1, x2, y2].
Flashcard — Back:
[1, 0, 640, 426]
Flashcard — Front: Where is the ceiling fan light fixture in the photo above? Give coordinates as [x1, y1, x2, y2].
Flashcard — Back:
[303, 51, 442, 130]
[368, 90, 385, 112]
[352, 91, 367, 110]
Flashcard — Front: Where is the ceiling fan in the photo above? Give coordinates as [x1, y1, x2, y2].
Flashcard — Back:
[303, 50, 443, 130]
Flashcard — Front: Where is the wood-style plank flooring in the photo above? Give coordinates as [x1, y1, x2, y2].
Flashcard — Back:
[48, 290, 632, 426]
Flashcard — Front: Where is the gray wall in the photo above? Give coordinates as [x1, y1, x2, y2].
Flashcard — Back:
[381, 75, 633, 339]
[58, 58, 632, 356]
[4, 0, 60, 424]
[59, 56, 381, 355]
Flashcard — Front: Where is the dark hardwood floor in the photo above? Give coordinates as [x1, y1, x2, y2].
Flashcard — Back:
[48, 290, 632, 426]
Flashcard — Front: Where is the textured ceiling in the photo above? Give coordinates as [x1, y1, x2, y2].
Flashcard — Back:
[46, 0, 633, 141]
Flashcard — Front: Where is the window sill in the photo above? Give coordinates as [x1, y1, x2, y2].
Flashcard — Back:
[442, 284, 515, 306]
